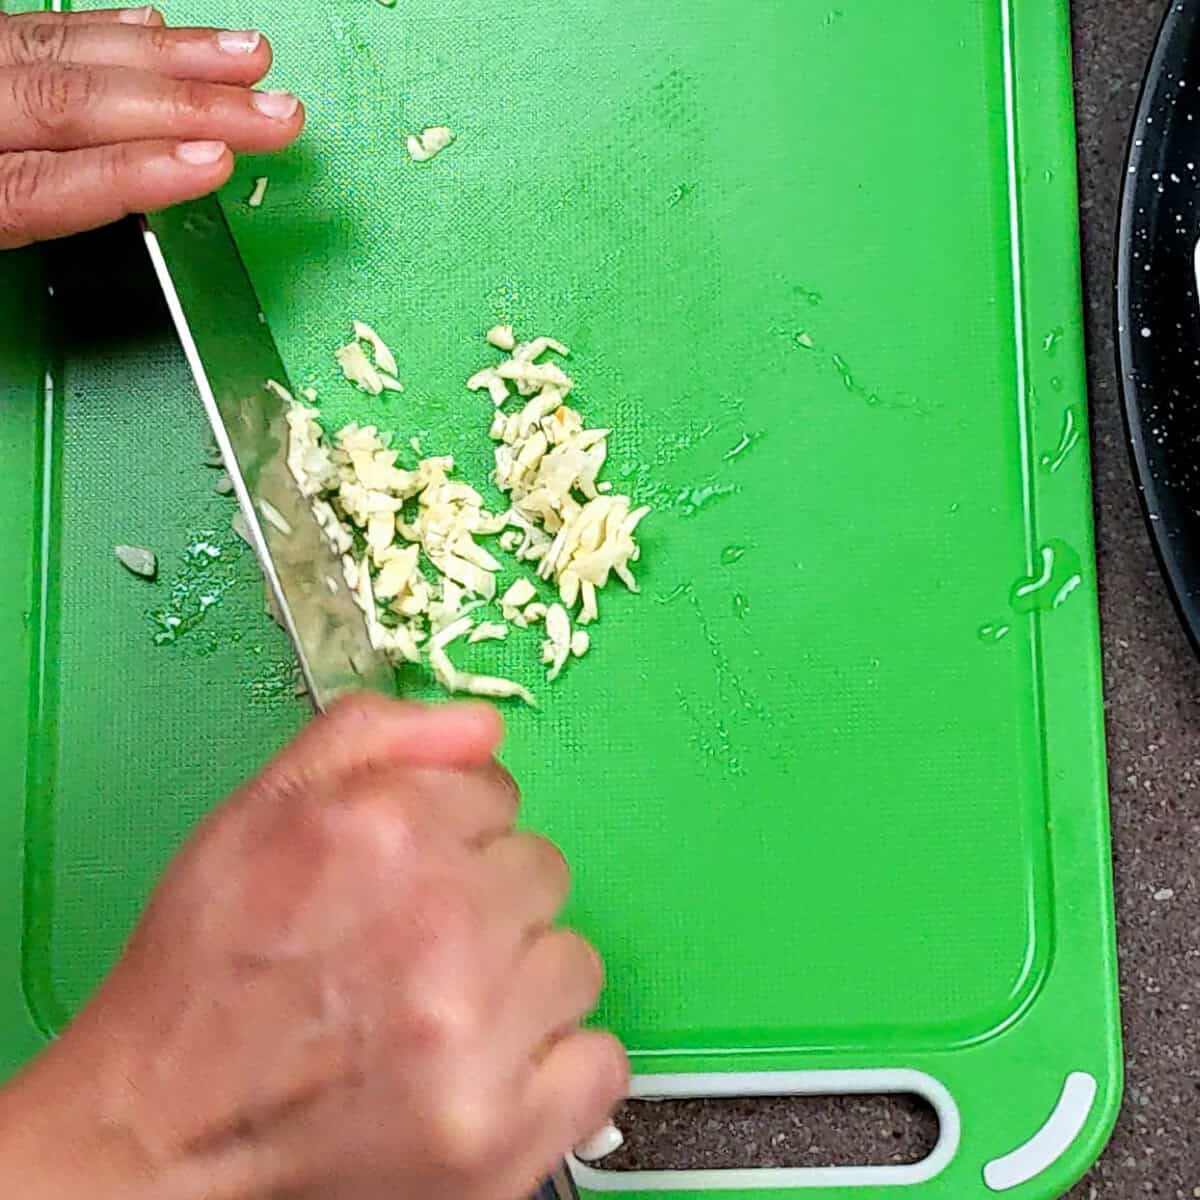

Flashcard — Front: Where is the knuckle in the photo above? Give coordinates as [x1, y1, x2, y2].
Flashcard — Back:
[329, 789, 417, 862]
[527, 833, 570, 891]
[400, 992, 480, 1056]
[584, 1033, 630, 1109]
[4, 21, 69, 67]
[174, 76, 223, 120]
[237, 758, 321, 814]
[412, 876, 478, 941]
[427, 1100, 500, 1173]
[486, 761, 521, 813]
[96, 141, 132, 190]
[145, 23, 174, 58]
[322, 691, 409, 738]
[325, 690, 396, 721]
[14, 64, 94, 139]
[0, 151, 51, 247]
[565, 931, 604, 995]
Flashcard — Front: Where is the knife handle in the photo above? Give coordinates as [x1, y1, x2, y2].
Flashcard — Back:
[533, 1159, 579, 1200]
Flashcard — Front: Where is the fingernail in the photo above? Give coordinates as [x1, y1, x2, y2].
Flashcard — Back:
[252, 90, 299, 120]
[117, 5, 155, 24]
[175, 140, 227, 165]
[217, 30, 262, 55]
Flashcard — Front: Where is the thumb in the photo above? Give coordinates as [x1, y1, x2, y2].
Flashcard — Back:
[248, 693, 505, 800]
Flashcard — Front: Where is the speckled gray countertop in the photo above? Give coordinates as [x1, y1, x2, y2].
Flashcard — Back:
[614, 3, 1199, 1195]
[1069, 1, 1198, 1193]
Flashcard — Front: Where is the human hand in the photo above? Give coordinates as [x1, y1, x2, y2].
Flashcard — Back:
[0, 5, 303, 249]
[0, 695, 625, 1200]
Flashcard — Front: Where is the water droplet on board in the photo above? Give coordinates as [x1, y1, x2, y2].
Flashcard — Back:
[1039, 405, 1083, 473]
[149, 529, 245, 647]
[792, 285, 823, 307]
[978, 622, 1011, 643]
[733, 593, 750, 619]
[723, 432, 760, 460]
[677, 482, 737, 516]
[832, 354, 882, 407]
[793, 331, 815, 349]
[721, 545, 747, 566]
[658, 582, 694, 605]
[1042, 326, 1064, 355]
[1009, 540, 1083, 614]
[667, 181, 695, 207]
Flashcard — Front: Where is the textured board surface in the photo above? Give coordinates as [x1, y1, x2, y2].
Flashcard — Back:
[0, 1, 1119, 1196]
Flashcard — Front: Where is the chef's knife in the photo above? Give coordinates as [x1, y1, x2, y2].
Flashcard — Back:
[141, 196, 392, 711]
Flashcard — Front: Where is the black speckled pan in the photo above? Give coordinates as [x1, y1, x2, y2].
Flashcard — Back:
[1118, 0, 1200, 652]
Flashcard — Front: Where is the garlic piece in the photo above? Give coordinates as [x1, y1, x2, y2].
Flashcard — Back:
[258, 499, 292, 535]
[352, 320, 399, 377]
[468, 622, 509, 644]
[543, 603, 572, 681]
[114, 544, 157, 579]
[468, 367, 511, 407]
[336, 340, 386, 395]
[501, 578, 537, 608]
[406, 126, 455, 162]
[485, 323, 516, 351]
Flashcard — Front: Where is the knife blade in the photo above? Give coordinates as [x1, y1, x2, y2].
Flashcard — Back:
[142, 197, 392, 712]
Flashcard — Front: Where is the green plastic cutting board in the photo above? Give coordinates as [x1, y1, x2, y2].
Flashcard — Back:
[0, 1, 1120, 1196]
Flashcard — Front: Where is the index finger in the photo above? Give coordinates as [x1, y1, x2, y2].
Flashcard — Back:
[1, 6, 165, 25]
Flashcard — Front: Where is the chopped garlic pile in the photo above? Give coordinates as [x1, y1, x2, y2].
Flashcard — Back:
[406, 126, 454, 162]
[471, 331, 649, 626]
[285, 410, 513, 676]
[271, 320, 648, 704]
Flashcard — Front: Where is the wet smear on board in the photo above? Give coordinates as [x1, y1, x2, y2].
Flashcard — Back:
[1039, 405, 1083, 474]
[657, 582, 695, 605]
[676, 481, 737, 516]
[1042, 326, 1064, 356]
[723, 432, 761, 460]
[786, 326, 930, 415]
[667, 181, 696, 208]
[1009, 540, 1084, 614]
[674, 686, 745, 777]
[149, 532, 241, 648]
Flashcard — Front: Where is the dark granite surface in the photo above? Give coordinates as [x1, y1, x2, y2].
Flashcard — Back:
[615, 3, 1199, 1194]
[1070, 1, 1197, 1193]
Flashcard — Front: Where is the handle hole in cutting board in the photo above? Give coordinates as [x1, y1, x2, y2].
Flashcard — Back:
[596, 1093, 939, 1172]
